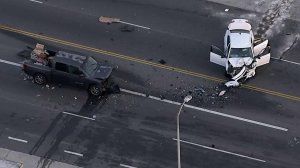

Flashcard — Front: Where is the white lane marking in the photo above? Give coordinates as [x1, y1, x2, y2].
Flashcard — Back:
[271, 57, 300, 66]
[184, 104, 288, 131]
[121, 89, 288, 132]
[120, 164, 137, 168]
[29, 0, 43, 4]
[0, 58, 289, 131]
[8, 136, 28, 143]
[64, 150, 83, 157]
[0, 59, 22, 67]
[173, 138, 266, 163]
[120, 88, 146, 97]
[118, 21, 151, 30]
[62, 111, 95, 121]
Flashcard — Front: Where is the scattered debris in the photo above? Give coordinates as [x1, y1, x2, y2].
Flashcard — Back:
[159, 59, 166, 65]
[46, 84, 50, 88]
[218, 90, 226, 96]
[51, 87, 55, 90]
[225, 81, 240, 87]
[74, 96, 78, 100]
[225, 9, 229, 12]
[288, 137, 300, 147]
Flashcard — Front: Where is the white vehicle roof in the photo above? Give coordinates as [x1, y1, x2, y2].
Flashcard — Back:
[228, 19, 251, 31]
[230, 32, 252, 48]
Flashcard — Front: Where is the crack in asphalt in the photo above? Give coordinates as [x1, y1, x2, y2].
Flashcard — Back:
[280, 34, 300, 59]
[256, 0, 294, 38]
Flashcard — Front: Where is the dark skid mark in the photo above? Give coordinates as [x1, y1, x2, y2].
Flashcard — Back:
[280, 35, 299, 58]
[120, 25, 135, 32]
[29, 113, 63, 155]
[33, 88, 117, 167]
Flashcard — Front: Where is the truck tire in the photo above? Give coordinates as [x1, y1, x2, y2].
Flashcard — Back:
[34, 73, 47, 85]
[89, 85, 102, 96]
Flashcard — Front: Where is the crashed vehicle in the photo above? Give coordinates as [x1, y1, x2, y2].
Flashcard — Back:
[210, 19, 271, 87]
[23, 44, 114, 96]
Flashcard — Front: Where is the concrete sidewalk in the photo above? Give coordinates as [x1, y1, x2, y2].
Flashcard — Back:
[0, 148, 82, 168]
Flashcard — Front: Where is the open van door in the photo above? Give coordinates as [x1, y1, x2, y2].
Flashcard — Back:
[210, 45, 226, 67]
[254, 40, 270, 67]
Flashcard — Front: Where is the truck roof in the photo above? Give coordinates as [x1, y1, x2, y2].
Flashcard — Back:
[55, 51, 87, 67]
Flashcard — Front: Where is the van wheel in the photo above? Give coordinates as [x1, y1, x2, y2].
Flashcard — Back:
[89, 85, 102, 96]
[34, 73, 47, 85]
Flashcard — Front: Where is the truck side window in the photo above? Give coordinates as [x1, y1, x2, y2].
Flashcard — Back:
[69, 66, 83, 75]
[55, 62, 68, 72]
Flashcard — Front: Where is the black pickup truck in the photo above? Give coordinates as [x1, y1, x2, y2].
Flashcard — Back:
[23, 50, 113, 96]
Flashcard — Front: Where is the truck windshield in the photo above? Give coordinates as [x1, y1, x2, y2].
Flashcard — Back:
[83, 57, 98, 76]
[229, 48, 253, 58]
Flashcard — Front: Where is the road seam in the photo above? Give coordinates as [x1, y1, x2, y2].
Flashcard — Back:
[173, 138, 266, 163]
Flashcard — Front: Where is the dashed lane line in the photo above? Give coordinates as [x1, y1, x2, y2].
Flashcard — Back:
[64, 150, 83, 157]
[8, 136, 28, 143]
[29, 0, 43, 4]
[173, 138, 266, 163]
[62, 111, 95, 121]
[120, 164, 137, 168]
[0, 25, 299, 102]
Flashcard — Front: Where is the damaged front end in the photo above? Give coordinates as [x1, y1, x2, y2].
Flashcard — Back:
[225, 59, 257, 87]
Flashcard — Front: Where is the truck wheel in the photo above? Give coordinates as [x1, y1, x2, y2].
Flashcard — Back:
[89, 85, 102, 96]
[34, 73, 47, 85]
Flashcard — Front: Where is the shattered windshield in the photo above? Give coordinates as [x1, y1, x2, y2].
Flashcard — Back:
[83, 57, 98, 76]
[229, 48, 253, 58]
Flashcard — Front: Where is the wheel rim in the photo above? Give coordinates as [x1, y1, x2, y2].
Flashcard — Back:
[90, 86, 100, 95]
[35, 75, 45, 84]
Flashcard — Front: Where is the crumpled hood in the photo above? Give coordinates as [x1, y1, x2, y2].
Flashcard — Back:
[228, 57, 253, 68]
[93, 65, 113, 80]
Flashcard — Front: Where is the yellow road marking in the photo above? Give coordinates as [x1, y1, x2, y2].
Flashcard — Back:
[1, 25, 300, 102]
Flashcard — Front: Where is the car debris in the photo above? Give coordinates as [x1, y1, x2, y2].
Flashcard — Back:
[218, 90, 226, 96]
[209, 19, 271, 87]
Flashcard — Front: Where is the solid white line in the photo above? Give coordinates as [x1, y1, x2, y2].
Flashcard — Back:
[8, 136, 28, 143]
[120, 164, 137, 168]
[118, 21, 151, 30]
[0, 59, 22, 67]
[271, 57, 300, 66]
[173, 138, 266, 163]
[120, 89, 288, 132]
[184, 104, 288, 131]
[29, 0, 43, 4]
[120, 88, 147, 97]
[62, 111, 95, 121]
[64, 150, 83, 157]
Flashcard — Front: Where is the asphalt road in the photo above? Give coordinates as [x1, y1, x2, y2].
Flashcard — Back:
[0, 0, 299, 168]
